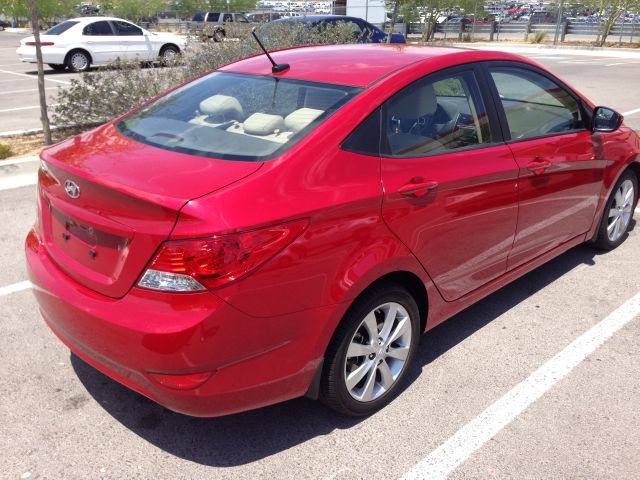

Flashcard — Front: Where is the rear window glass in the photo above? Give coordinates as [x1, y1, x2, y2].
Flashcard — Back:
[44, 21, 79, 35]
[192, 12, 205, 21]
[116, 72, 361, 162]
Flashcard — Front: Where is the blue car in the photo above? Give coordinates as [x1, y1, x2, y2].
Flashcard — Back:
[270, 15, 406, 44]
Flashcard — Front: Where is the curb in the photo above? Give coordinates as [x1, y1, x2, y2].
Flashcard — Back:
[0, 154, 39, 165]
[425, 41, 640, 57]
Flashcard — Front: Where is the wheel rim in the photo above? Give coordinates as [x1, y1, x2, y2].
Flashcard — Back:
[343, 302, 412, 403]
[607, 179, 635, 242]
[163, 48, 176, 62]
[70, 52, 87, 71]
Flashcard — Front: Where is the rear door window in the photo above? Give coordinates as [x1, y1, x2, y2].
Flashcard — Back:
[207, 13, 220, 22]
[382, 70, 493, 157]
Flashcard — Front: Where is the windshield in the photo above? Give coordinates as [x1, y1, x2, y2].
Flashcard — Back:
[117, 72, 361, 162]
[44, 21, 79, 35]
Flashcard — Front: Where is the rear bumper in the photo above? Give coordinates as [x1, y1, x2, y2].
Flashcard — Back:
[26, 228, 329, 417]
[16, 46, 66, 64]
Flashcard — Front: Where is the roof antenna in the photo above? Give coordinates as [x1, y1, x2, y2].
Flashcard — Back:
[251, 27, 290, 74]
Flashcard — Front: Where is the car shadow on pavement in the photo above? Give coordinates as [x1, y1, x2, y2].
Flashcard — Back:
[71, 241, 615, 467]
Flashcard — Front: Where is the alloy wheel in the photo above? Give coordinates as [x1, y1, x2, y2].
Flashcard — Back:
[607, 179, 635, 242]
[343, 302, 412, 402]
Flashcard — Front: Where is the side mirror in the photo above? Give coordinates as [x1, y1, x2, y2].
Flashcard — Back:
[592, 106, 623, 132]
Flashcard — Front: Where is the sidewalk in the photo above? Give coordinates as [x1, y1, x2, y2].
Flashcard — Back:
[435, 41, 640, 58]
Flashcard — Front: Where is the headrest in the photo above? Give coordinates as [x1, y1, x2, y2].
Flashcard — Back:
[243, 113, 285, 136]
[199, 95, 243, 120]
[284, 108, 323, 132]
[390, 84, 437, 118]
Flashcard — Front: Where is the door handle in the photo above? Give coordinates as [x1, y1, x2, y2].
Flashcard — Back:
[526, 158, 551, 175]
[398, 181, 438, 198]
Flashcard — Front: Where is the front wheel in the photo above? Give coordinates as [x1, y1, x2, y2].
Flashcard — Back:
[593, 170, 638, 250]
[320, 283, 420, 416]
[159, 45, 179, 65]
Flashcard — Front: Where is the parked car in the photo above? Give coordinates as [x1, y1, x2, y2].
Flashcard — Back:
[270, 15, 406, 43]
[16, 17, 186, 72]
[190, 11, 252, 41]
[26, 44, 639, 417]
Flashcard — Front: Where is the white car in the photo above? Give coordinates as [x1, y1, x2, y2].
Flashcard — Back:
[16, 17, 186, 72]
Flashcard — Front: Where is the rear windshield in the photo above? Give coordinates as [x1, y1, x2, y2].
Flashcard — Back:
[116, 72, 361, 162]
[44, 21, 79, 35]
[192, 12, 204, 21]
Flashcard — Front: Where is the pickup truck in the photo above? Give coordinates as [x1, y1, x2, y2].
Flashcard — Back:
[190, 12, 252, 41]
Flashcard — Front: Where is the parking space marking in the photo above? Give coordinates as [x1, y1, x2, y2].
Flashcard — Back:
[0, 88, 38, 95]
[0, 173, 36, 191]
[0, 69, 70, 85]
[400, 292, 640, 480]
[0, 280, 31, 297]
[0, 104, 58, 113]
[622, 107, 640, 117]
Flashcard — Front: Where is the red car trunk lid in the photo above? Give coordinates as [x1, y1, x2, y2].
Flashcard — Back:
[38, 124, 262, 298]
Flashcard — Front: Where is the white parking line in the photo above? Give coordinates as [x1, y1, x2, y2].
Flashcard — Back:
[622, 107, 640, 117]
[400, 292, 640, 480]
[0, 69, 70, 85]
[0, 88, 38, 95]
[0, 280, 32, 297]
[0, 173, 37, 191]
[0, 104, 59, 113]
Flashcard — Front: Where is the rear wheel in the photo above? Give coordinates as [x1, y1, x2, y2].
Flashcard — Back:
[66, 50, 91, 73]
[48, 64, 66, 71]
[320, 283, 420, 416]
[213, 29, 225, 42]
[593, 170, 638, 250]
[159, 45, 179, 65]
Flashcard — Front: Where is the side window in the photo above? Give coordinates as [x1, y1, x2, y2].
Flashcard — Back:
[383, 70, 492, 157]
[113, 21, 143, 36]
[206, 13, 220, 22]
[236, 14, 249, 23]
[223, 13, 233, 22]
[83, 21, 113, 36]
[342, 109, 381, 156]
[490, 67, 585, 140]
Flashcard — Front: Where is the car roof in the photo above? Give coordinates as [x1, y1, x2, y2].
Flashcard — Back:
[62, 16, 135, 24]
[220, 44, 503, 88]
[273, 15, 363, 23]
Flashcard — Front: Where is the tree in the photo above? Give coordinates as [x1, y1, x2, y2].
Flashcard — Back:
[28, 0, 51, 145]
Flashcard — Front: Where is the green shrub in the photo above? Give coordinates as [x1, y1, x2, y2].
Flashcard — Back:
[0, 143, 13, 160]
[53, 22, 358, 127]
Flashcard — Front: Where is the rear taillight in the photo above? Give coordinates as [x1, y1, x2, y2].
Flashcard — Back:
[138, 219, 308, 292]
[26, 41, 54, 46]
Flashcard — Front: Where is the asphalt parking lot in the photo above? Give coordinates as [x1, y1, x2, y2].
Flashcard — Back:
[1, 30, 640, 479]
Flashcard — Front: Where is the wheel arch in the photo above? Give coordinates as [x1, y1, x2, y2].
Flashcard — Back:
[64, 48, 93, 66]
[160, 43, 180, 54]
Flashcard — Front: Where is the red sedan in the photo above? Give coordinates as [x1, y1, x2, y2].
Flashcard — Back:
[26, 45, 639, 417]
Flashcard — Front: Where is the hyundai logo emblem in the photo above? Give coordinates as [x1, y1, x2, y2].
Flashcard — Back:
[64, 180, 80, 199]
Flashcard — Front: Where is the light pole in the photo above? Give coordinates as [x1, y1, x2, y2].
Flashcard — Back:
[553, 0, 565, 45]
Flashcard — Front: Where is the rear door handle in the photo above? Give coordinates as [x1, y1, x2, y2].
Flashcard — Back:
[398, 181, 438, 198]
[526, 158, 551, 175]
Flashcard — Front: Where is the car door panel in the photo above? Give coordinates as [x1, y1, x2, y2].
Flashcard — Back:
[81, 20, 118, 64]
[382, 147, 520, 301]
[378, 67, 520, 302]
[485, 64, 604, 269]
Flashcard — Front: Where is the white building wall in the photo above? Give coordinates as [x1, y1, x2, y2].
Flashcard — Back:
[346, 0, 386, 25]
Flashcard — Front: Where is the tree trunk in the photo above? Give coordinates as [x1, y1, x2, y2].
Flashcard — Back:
[29, 0, 52, 145]
[387, 0, 401, 44]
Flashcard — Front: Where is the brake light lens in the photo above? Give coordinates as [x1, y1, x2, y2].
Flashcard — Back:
[138, 219, 308, 292]
[26, 42, 55, 46]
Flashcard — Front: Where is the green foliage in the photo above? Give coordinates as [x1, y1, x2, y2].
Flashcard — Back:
[52, 22, 358, 127]
[0, 142, 13, 159]
[0, 0, 75, 21]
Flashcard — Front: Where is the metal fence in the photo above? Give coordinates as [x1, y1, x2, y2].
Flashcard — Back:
[405, 21, 640, 43]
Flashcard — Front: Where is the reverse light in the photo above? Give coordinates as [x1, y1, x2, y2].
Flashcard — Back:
[138, 219, 308, 292]
[26, 41, 55, 46]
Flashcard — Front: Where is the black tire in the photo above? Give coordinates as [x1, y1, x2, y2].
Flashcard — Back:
[593, 169, 638, 250]
[319, 282, 420, 416]
[65, 50, 91, 73]
[213, 29, 225, 42]
[48, 64, 66, 71]
[159, 45, 179, 65]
